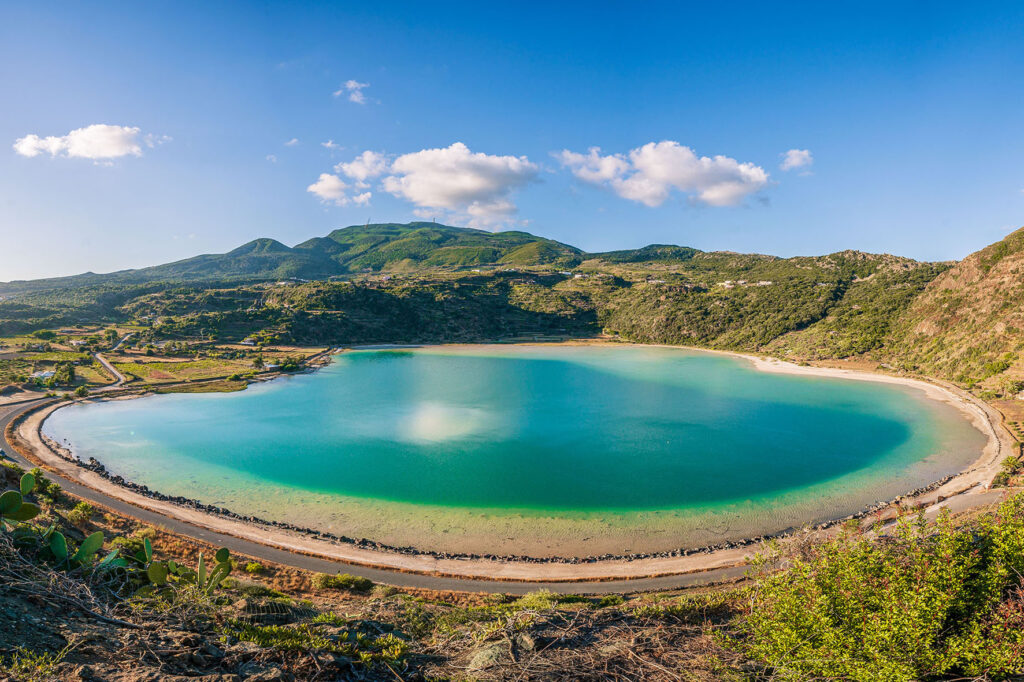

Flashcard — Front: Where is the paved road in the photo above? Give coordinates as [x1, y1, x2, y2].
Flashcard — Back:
[0, 400, 748, 594]
[110, 333, 133, 352]
[93, 351, 126, 390]
[89, 333, 134, 391]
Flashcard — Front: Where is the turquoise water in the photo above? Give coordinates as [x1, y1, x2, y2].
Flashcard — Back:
[43, 346, 986, 554]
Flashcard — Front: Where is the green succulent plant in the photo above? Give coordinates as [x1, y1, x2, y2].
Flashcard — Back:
[136, 545, 232, 594]
[0, 474, 41, 529]
[45, 527, 110, 568]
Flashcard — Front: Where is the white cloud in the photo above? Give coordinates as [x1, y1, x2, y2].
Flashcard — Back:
[307, 173, 348, 204]
[557, 141, 769, 207]
[321, 140, 341, 150]
[13, 124, 152, 160]
[284, 138, 300, 146]
[381, 142, 538, 227]
[333, 79, 370, 104]
[308, 143, 538, 224]
[144, 133, 172, 148]
[780, 148, 813, 171]
[266, 154, 278, 163]
[334, 150, 389, 187]
[306, 173, 371, 206]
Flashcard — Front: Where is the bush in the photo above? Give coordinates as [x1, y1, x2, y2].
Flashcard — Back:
[67, 501, 95, 528]
[29, 468, 60, 503]
[311, 572, 373, 593]
[736, 495, 1024, 679]
[73, 385, 89, 398]
[110, 535, 145, 556]
[993, 456, 1022, 487]
[244, 561, 264, 574]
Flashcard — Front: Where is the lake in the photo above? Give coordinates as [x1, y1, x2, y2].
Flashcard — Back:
[43, 345, 987, 556]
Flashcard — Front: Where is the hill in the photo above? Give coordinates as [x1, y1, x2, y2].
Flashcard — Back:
[885, 227, 1024, 391]
[0, 223, 583, 295]
[11, 221, 1024, 392]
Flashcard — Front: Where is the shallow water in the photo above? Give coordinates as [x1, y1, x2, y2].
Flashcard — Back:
[44, 346, 987, 555]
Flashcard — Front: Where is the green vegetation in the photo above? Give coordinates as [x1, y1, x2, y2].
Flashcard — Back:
[0, 223, 581, 299]
[66, 501, 94, 528]
[0, 473, 41, 528]
[20, 222, 1024, 390]
[992, 456, 1023, 487]
[311, 572, 374, 593]
[736, 497, 1024, 679]
[220, 620, 408, 665]
[0, 644, 73, 682]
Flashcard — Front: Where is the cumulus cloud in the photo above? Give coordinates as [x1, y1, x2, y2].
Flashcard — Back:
[13, 124, 154, 160]
[306, 173, 371, 206]
[321, 140, 341, 150]
[780, 148, 813, 171]
[307, 143, 537, 226]
[557, 141, 769, 207]
[333, 79, 370, 104]
[382, 142, 538, 227]
[335, 150, 388, 187]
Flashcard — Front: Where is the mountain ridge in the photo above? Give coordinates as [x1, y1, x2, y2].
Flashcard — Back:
[0, 222, 939, 296]
[3, 222, 1023, 390]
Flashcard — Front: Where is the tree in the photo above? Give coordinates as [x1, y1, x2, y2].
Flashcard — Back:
[52, 362, 75, 386]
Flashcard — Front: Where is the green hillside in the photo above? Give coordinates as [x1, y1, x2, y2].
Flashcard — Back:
[0, 223, 583, 295]
[9, 222, 1024, 392]
[885, 227, 1024, 390]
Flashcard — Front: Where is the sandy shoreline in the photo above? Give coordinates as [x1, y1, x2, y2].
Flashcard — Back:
[12, 341, 1014, 582]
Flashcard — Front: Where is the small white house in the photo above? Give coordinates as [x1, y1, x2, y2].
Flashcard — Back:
[30, 370, 55, 379]
[241, 338, 257, 346]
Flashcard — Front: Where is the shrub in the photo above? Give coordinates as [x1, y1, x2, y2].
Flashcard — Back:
[735, 495, 1024, 679]
[29, 468, 60, 503]
[1, 645, 71, 680]
[311, 572, 373, 592]
[597, 594, 625, 608]
[67, 501, 95, 528]
[513, 589, 560, 611]
[73, 385, 89, 397]
[110, 535, 145, 556]
[992, 456, 1022, 488]
[244, 561, 264, 574]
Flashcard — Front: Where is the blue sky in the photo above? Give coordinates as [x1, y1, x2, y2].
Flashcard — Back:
[2, 1, 1023, 280]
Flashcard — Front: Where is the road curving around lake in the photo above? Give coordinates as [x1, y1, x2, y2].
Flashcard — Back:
[0, 346, 1014, 593]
